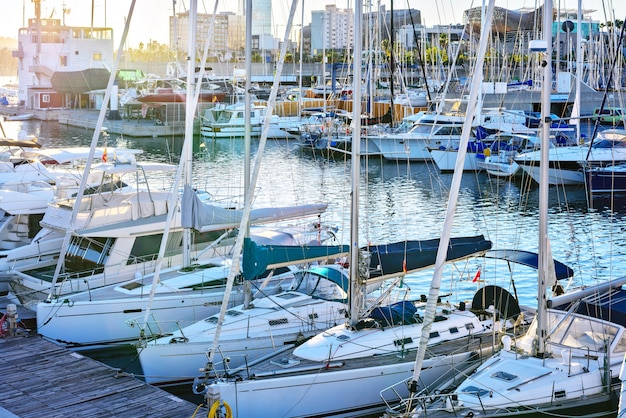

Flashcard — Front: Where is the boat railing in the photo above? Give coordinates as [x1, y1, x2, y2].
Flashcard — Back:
[128, 315, 202, 343]
[380, 355, 486, 417]
[53, 267, 105, 294]
[191, 344, 299, 394]
[382, 373, 620, 418]
[380, 335, 493, 414]
[380, 325, 531, 417]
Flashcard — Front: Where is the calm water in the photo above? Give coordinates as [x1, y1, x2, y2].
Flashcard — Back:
[6, 118, 626, 303]
[6, 117, 626, 402]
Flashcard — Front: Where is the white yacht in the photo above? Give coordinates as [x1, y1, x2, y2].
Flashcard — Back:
[200, 103, 300, 139]
[515, 129, 626, 185]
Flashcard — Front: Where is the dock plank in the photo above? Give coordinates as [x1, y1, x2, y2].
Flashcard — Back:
[0, 334, 207, 417]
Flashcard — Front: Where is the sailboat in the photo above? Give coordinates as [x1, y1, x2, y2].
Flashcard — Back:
[187, 3, 536, 417]
[388, 2, 626, 417]
[136, 235, 502, 386]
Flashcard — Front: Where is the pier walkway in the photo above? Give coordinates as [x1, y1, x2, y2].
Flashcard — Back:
[0, 330, 206, 417]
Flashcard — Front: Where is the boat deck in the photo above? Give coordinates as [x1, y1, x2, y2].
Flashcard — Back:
[209, 320, 531, 384]
[0, 329, 205, 417]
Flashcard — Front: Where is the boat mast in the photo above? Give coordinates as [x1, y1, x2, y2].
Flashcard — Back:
[409, 0, 495, 386]
[243, 0, 253, 308]
[389, 0, 394, 123]
[181, 0, 197, 268]
[298, 0, 304, 116]
[570, 0, 582, 139]
[349, 0, 364, 328]
[536, 0, 553, 358]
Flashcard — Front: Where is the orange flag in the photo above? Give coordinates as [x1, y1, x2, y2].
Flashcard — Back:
[472, 268, 481, 282]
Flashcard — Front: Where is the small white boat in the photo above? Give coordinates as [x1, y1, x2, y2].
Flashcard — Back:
[200, 103, 299, 139]
[5, 113, 34, 121]
[478, 134, 540, 177]
[428, 139, 490, 172]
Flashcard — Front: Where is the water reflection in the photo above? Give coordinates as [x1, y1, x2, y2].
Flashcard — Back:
[4, 120, 626, 307]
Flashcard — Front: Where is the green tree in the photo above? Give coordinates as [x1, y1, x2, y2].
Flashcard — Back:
[251, 52, 263, 63]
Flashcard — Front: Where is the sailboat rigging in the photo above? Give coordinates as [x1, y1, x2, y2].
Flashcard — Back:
[184, 2, 533, 417]
[43, 0, 137, 301]
[390, 2, 626, 416]
[408, 0, 497, 391]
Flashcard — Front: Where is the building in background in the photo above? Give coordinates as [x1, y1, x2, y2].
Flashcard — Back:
[250, 0, 273, 37]
[310, 5, 354, 55]
[12, 12, 113, 109]
[169, 12, 245, 61]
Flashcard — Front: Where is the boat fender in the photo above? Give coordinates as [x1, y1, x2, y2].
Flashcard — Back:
[208, 400, 232, 418]
[483, 148, 491, 157]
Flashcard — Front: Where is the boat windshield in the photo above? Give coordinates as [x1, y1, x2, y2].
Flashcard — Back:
[592, 139, 626, 148]
[550, 311, 622, 352]
[290, 269, 347, 301]
[520, 310, 624, 354]
[408, 124, 463, 136]
[590, 131, 626, 148]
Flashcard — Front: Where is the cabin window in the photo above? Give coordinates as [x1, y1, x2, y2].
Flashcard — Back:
[554, 390, 567, 399]
[429, 331, 440, 339]
[127, 234, 165, 265]
[614, 335, 626, 354]
[269, 318, 289, 326]
[42, 94, 50, 103]
[66, 236, 114, 273]
[449, 327, 459, 334]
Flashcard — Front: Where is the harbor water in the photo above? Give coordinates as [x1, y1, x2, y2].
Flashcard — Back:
[4, 117, 626, 404]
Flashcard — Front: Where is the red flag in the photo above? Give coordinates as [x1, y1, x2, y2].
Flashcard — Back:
[472, 268, 481, 282]
[402, 259, 407, 274]
[102, 146, 108, 163]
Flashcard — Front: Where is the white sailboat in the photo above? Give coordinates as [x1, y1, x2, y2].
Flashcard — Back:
[391, 3, 626, 416]
[188, 3, 535, 417]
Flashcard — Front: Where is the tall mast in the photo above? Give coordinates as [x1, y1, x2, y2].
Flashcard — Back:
[181, 0, 197, 268]
[535, 0, 553, 358]
[243, 0, 253, 308]
[348, 0, 364, 329]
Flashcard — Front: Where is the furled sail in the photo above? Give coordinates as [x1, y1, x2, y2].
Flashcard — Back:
[181, 185, 328, 233]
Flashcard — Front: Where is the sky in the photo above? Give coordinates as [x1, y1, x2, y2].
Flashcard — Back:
[2, 0, 625, 48]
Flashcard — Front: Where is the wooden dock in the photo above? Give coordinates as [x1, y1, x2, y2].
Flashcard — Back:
[0, 333, 207, 417]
